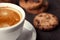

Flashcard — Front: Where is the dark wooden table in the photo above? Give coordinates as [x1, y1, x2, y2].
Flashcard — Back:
[17, 0, 60, 40]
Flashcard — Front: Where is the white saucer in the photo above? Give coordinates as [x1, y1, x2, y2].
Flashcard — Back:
[17, 20, 36, 40]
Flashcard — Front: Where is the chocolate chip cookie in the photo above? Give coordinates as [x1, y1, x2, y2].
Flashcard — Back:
[19, 0, 48, 14]
[33, 13, 59, 30]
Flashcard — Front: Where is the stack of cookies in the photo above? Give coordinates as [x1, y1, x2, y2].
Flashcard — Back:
[19, 0, 59, 31]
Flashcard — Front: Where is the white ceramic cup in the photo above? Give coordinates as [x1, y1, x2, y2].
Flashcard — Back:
[0, 3, 25, 40]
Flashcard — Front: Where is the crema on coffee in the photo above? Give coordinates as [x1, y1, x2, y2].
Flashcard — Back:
[0, 7, 21, 28]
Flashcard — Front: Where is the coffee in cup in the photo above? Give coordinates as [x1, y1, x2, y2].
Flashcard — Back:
[0, 7, 21, 28]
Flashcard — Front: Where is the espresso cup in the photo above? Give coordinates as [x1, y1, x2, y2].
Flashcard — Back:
[0, 3, 25, 40]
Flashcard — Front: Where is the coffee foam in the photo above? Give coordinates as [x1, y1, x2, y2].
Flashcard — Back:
[0, 7, 21, 28]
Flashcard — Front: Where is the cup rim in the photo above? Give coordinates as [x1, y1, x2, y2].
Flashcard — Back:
[0, 3, 25, 30]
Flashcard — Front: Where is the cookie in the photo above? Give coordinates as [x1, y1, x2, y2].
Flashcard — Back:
[0, 0, 11, 3]
[0, 0, 17, 4]
[33, 13, 58, 30]
[19, 0, 48, 14]
[19, 0, 43, 10]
